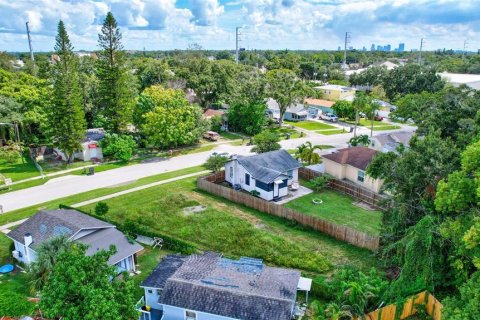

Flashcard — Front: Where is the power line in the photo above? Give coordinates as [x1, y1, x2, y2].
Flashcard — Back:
[462, 39, 469, 60]
[235, 27, 242, 64]
[25, 21, 35, 63]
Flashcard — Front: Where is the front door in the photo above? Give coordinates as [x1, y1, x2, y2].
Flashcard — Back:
[274, 183, 279, 198]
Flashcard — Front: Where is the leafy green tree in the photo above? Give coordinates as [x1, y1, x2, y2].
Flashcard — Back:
[364, 100, 381, 137]
[349, 66, 388, 87]
[349, 134, 370, 147]
[352, 92, 369, 137]
[227, 102, 266, 135]
[100, 133, 137, 161]
[251, 130, 281, 153]
[29, 236, 72, 292]
[140, 85, 206, 149]
[78, 56, 99, 126]
[204, 152, 229, 173]
[0, 141, 22, 163]
[135, 58, 172, 90]
[295, 141, 323, 165]
[49, 21, 86, 163]
[332, 100, 354, 120]
[266, 69, 306, 124]
[0, 96, 23, 143]
[443, 271, 480, 320]
[95, 202, 109, 216]
[96, 12, 137, 132]
[40, 244, 137, 320]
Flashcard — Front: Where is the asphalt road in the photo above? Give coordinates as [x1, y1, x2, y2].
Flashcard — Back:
[0, 123, 415, 213]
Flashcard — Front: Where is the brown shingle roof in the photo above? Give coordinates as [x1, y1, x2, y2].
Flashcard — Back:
[203, 109, 225, 118]
[322, 147, 378, 170]
[304, 98, 335, 108]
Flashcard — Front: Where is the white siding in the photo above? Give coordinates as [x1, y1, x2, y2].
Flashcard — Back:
[162, 304, 237, 320]
[144, 287, 164, 311]
[12, 240, 37, 264]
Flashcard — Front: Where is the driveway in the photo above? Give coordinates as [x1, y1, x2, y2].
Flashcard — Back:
[0, 123, 415, 213]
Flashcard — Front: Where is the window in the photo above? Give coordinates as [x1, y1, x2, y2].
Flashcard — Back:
[287, 170, 293, 178]
[245, 173, 250, 186]
[185, 310, 197, 320]
[357, 170, 365, 182]
[255, 180, 273, 191]
[147, 289, 153, 294]
[279, 179, 288, 188]
[229, 167, 233, 178]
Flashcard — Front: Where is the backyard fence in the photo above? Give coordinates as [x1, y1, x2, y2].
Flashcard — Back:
[362, 291, 442, 320]
[198, 172, 380, 251]
[299, 167, 388, 210]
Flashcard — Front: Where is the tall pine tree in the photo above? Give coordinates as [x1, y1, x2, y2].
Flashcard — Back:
[50, 21, 86, 163]
[96, 12, 136, 132]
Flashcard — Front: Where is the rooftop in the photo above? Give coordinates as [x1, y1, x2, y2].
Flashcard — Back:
[85, 128, 106, 143]
[142, 252, 300, 320]
[234, 149, 301, 183]
[304, 98, 335, 108]
[315, 84, 355, 91]
[203, 109, 225, 118]
[8, 209, 113, 248]
[323, 146, 378, 170]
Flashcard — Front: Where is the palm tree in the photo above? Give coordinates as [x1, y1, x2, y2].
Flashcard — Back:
[352, 92, 369, 137]
[29, 235, 72, 292]
[367, 100, 381, 137]
[295, 141, 324, 165]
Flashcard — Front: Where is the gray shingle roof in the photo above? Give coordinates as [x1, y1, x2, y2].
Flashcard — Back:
[8, 209, 113, 249]
[141, 254, 188, 288]
[144, 252, 300, 320]
[85, 128, 106, 142]
[78, 227, 144, 266]
[236, 150, 301, 183]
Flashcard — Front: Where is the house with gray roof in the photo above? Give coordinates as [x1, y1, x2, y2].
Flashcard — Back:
[370, 131, 415, 153]
[139, 252, 311, 320]
[224, 150, 302, 201]
[7, 209, 143, 273]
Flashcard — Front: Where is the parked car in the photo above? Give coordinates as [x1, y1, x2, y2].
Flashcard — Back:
[374, 115, 384, 121]
[319, 113, 338, 122]
[203, 131, 220, 141]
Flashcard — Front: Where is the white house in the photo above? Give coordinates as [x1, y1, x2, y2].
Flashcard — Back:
[224, 150, 301, 201]
[7, 209, 143, 273]
[55, 128, 105, 162]
[139, 252, 311, 320]
[370, 131, 415, 153]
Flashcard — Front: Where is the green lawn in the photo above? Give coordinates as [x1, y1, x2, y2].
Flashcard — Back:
[372, 125, 402, 131]
[219, 131, 243, 140]
[133, 246, 171, 298]
[78, 177, 378, 275]
[265, 126, 302, 140]
[317, 129, 346, 135]
[0, 233, 36, 317]
[0, 157, 40, 182]
[344, 119, 385, 127]
[0, 166, 207, 226]
[284, 188, 382, 236]
[286, 120, 337, 131]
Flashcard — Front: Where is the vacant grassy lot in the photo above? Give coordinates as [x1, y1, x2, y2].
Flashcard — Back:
[372, 125, 402, 131]
[284, 188, 382, 236]
[286, 120, 337, 131]
[317, 129, 347, 135]
[0, 157, 39, 182]
[79, 177, 378, 275]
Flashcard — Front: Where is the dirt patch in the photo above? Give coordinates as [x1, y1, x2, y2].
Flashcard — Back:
[183, 205, 207, 215]
[353, 201, 377, 211]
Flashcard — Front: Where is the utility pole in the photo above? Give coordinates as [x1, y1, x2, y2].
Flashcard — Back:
[462, 40, 469, 60]
[343, 32, 351, 68]
[418, 38, 425, 65]
[25, 22, 35, 63]
[235, 27, 241, 64]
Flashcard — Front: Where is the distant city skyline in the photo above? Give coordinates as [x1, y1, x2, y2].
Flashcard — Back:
[0, 0, 479, 52]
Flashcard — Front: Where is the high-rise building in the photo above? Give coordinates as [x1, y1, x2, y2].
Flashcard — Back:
[377, 45, 382, 51]
[384, 44, 391, 51]
[398, 43, 405, 52]
[362, 46, 367, 52]
[371, 44, 375, 51]
[338, 46, 341, 51]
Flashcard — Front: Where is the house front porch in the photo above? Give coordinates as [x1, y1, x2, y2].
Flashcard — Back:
[274, 185, 313, 205]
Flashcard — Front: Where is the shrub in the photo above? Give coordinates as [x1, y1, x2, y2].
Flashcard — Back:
[100, 133, 137, 161]
[251, 131, 281, 153]
[204, 152, 229, 173]
[310, 175, 332, 192]
[250, 190, 260, 197]
[95, 202, 109, 216]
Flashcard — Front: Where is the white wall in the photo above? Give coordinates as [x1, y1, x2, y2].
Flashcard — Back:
[13, 240, 37, 264]
[144, 287, 164, 311]
[163, 304, 237, 320]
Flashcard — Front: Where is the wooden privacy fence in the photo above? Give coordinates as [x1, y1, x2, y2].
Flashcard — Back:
[362, 291, 442, 320]
[299, 167, 388, 210]
[198, 172, 380, 251]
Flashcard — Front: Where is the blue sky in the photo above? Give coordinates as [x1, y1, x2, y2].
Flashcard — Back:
[0, 0, 479, 52]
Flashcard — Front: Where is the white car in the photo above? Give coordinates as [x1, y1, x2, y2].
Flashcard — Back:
[319, 113, 338, 122]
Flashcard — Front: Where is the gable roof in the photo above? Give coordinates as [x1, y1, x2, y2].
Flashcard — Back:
[373, 131, 414, 149]
[85, 128, 105, 143]
[235, 150, 301, 183]
[143, 252, 300, 320]
[203, 109, 225, 118]
[8, 209, 113, 249]
[322, 147, 378, 170]
[304, 98, 335, 108]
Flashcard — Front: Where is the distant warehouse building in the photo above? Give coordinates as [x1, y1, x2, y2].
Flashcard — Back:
[439, 72, 480, 90]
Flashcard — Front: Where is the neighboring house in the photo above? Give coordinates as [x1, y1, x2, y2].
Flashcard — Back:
[265, 98, 281, 121]
[284, 103, 308, 122]
[55, 128, 106, 162]
[7, 209, 143, 273]
[203, 109, 228, 130]
[322, 147, 383, 193]
[313, 84, 356, 101]
[439, 72, 480, 90]
[140, 252, 311, 320]
[225, 150, 301, 201]
[304, 98, 335, 118]
[370, 131, 415, 153]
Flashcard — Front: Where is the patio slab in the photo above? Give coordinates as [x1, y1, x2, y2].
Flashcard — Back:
[275, 186, 313, 205]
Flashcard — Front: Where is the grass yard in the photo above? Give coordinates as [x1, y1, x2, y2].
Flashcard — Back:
[78, 177, 378, 276]
[132, 246, 171, 298]
[316, 129, 347, 135]
[219, 131, 243, 140]
[284, 185, 382, 236]
[286, 120, 337, 131]
[0, 157, 40, 182]
[266, 126, 302, 140]
[0, 233, 36, 317]
[372, 125, 402, 131]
